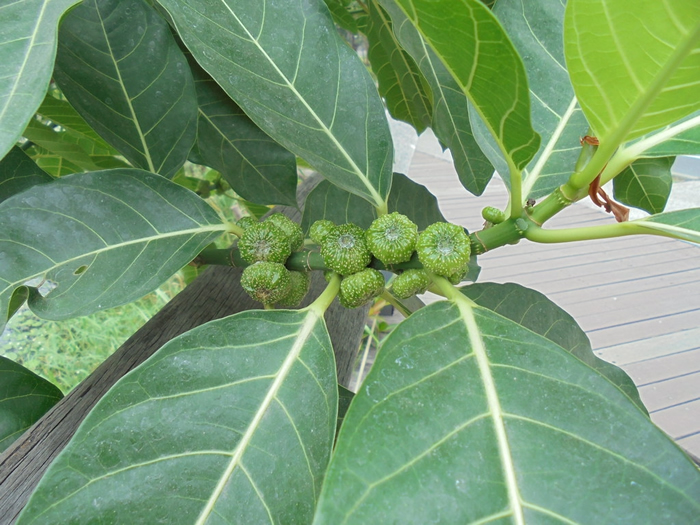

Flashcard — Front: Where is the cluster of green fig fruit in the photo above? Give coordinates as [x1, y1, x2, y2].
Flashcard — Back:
[236, 212, 472, 309]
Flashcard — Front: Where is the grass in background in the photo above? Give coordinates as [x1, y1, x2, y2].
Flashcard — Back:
[0, 275, 186, 393]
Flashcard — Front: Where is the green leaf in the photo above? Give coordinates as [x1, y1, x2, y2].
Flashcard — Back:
[0, 147, 52, 204]
[460, 282, 646, 413]
[626, 110, 700, 158]
[565, 0, 700, 144]
[27, 145, 85, 177]
[324, 0, 360, 33]
[315, 299, 700, 524]
[613, 157, 674, 215]
[17, 309, 337, 524]
[391, 0, 541, 171]
[0, 0, 82, 160]
[0, 169, 227, 332]
[337, 384, 355, 435]
[379, 0, 494, 195]
[636, 208, 700, 244]
[159, 0, 393, 209]
[190, 59, 298, 208]
[363, 2, 432, 133]
[301, 173, 445, 232]
[22, 120, 102, 172]
[0, 355, 63, 453]
[54, 0, 198, 177]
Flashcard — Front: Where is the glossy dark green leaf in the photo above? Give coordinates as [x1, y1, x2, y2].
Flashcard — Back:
[392, 0, 540, 171]
[636, 208, 700, 244]
[364, 2, 432, 133]
[301, 173, 445, 232]
[0, 0, 82, 159]
[190, 60, 298, 207]
[380, 0, 494, 195]
[0, 147, 52, 204]
[613, 157, 674, 215]
[315, 299, 700, 524]
[460, 282, 646, 413]
[0, 355, 63, 453]
[565, 0, 700, 144]
[0, 169, 228, 332]
[54, 0, 198, 177]
[159, 0, 393, 209]
[324, 0, 359, 33]
[337, 384, 355, 435]
[17, 308, 337, 524]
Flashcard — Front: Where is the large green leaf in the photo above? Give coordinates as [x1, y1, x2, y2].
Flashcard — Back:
[0, 169, 227, 332]
[391, 0, 540, 171]
[0, 147, 52, 203]
[160, 0, 393, 209]
[190, 58, 298, 208]
[625, 110, 700, 159]
[0, 0, 82, 160]
[363, 2, 432, 133]
[54, 0, 198, 178]
[635, 208, 700, 244]
[323, 0, 359, 33]
[379, 0, 494, 196]
[0, 355, 63, 453]
[460, 282, 645, 413]
[17, 308, 338, 523]
[314, 298, 700, 523]
[613, 157, 674, 215]
[22, 119, 102, 172]
[301, 172, 445, 232]
[565, 0, 700, 144]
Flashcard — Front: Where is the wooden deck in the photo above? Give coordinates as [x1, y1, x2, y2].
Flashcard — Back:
[405, 150, 700, 457]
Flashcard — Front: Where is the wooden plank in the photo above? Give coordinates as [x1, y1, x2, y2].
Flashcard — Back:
[624, 348, 700, 386]
[595, 327, 700, 365]
[677, 433, 700, 458]
[651, 399, 700, 439]
[638, 371, 700, 412]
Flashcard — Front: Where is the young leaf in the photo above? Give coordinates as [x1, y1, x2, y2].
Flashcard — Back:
[636, 208, 700, 244]
[0, 169, 228, 332]
[190, 59, 298, 208]
[363, 2, 432, 133]
[391, 0, 541, 171]
[565, 0, 700, 144]
[54, 0, 198, 178]
[301, 173, 445, 232]
[379, 0, 494, 195]
[17, 309, 338, 524]
[0, 356, 63, 453]
[314, 300, 700, 523]
[159, 0, 393, 209]
[460, 282, 645, 413]
[0, 0, 82, 160]
[0, 147, 52, 204]
[613, 157, 674, 215]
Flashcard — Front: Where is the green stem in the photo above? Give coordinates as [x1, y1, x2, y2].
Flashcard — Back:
[470, 220, 522, 254]
[227, 222, 245, 237]
[307, 273, 340, 316]
[524, 221, 679, 244]
[508, 167, 523, 219]
[380, 289, 412, 318]
[429, 274, 476, 307]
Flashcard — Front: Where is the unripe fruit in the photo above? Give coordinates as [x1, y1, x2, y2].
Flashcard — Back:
[321, 223, 372, 275]
[447, 264, 470, 285]
[238, 222, 292, 264]
[481, 206, 506, 224]
[310, 220, 336, 245]
[339, 268, 385, 309]
[391, 269, 430, 299]
[265, 213, 304, 251]
[365, 212, 418, 265]
[237, 216, 258, 230]
[276, 271, 310, 308]
[241, 262, 291, 305]
[416, 222, 471, 276]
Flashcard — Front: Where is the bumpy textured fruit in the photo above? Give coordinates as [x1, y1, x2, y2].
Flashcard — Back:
[276, 271, 311, 308]
[236, 216, 258, 230]
[339, 268, 385, 309]
[265, 213, 304, 251]
[391, 269, 430, 299]
[310, 220, 336, 245]
[321, 223, 372, 275]
[481, 206, 506, 224]
[365, 212, 418, 265]
[447, 264, 470, 285]
[416, 222, 471, 276]
[241, 262, 291, 305]
[238, 222, 292, 264]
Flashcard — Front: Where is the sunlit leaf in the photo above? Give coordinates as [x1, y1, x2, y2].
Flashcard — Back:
[626, 110, 700, 158]
[0, 169, 227, 332]
[0, 147, 52, 203]
[0, 0, 82, 160]
[54, 0, 198, 177]
[315, 299, 700, 523]
[565, 0, 700, 144]
[17, 309, 337, 524]
[636, 208, 700, 244]
[0, 355, 63, 453]
[160, 0, 393, 208]
[613, 157, 673, 215]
